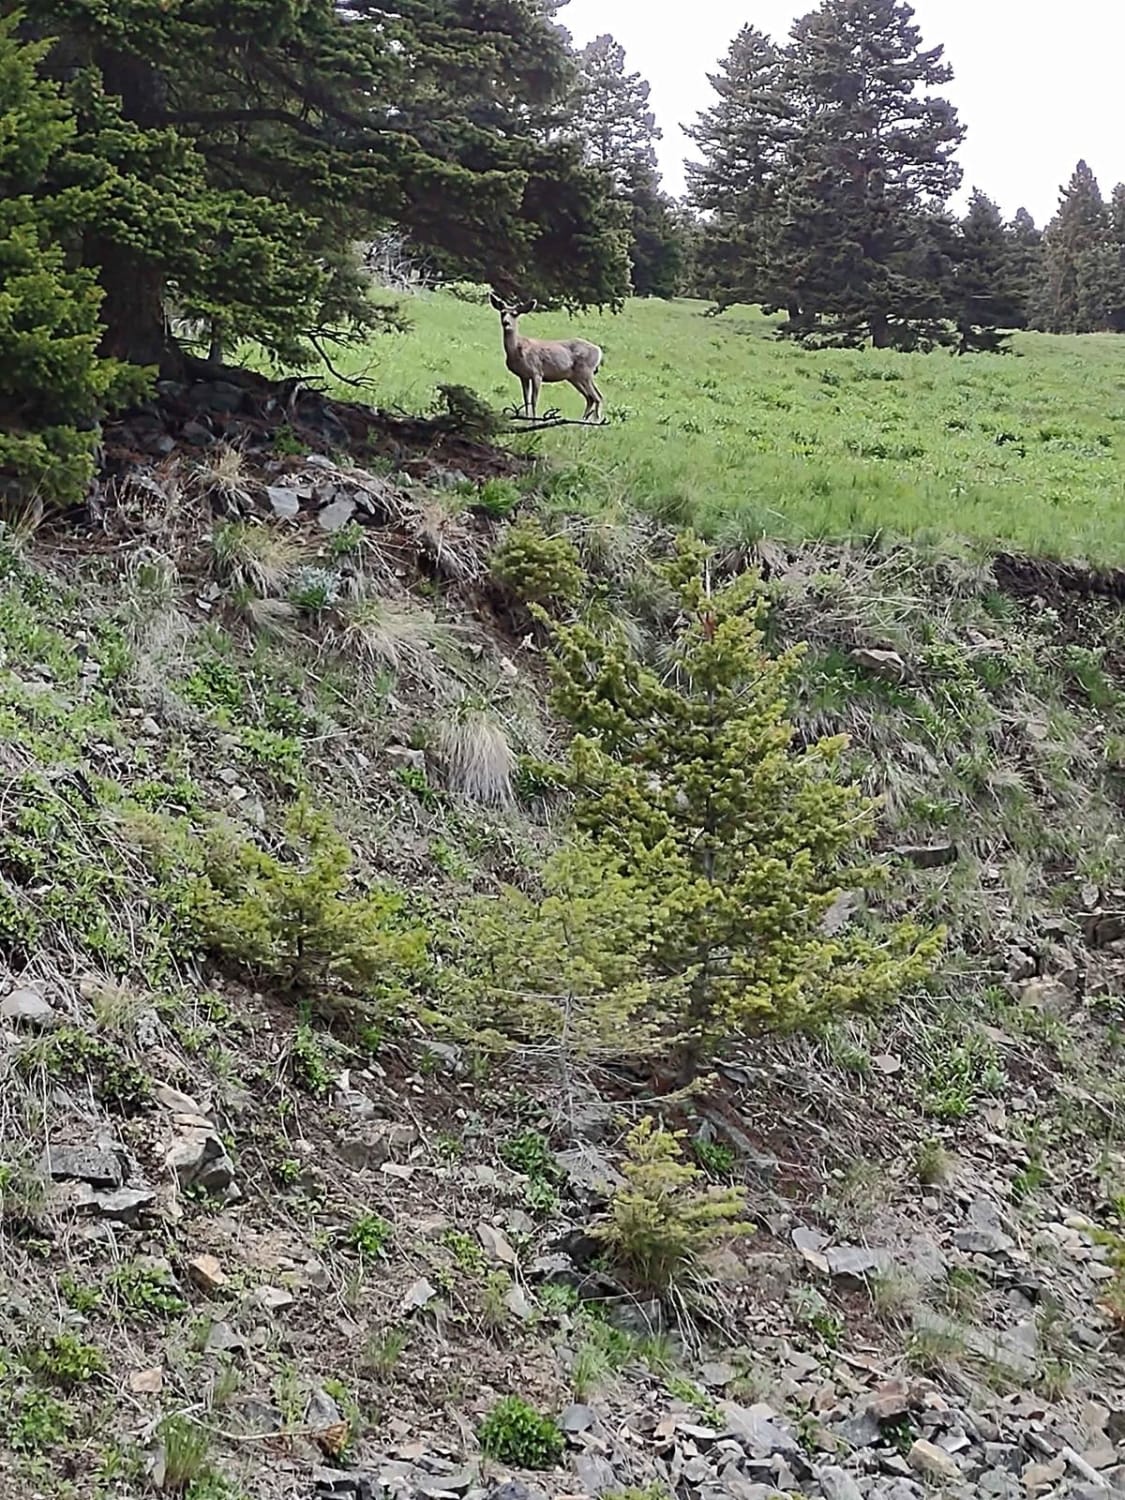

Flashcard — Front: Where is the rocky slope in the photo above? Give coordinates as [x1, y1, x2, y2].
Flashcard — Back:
[1, 376, 1124, 1500]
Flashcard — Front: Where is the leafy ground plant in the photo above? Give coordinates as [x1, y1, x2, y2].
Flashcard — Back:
[478, 1395, 564, 1469]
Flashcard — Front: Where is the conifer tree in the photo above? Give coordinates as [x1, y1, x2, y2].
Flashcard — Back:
[574, 33, 660, 187]
[1007, 208, 1042, 329]
[537, 539, 939, 1078]
[0, 16, 138, 508]
[775, 0, 964, 348]
[1108, 185, 1125, 331]
[14, 1, 629, 372]
[573, 33, 685, 297]
[685, 26, 794, 315]
[948, 190, 1024, 352]
[1037, 160, 1115, 333]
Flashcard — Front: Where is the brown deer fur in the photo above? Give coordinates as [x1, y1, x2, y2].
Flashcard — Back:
[489, 294, 605, 422]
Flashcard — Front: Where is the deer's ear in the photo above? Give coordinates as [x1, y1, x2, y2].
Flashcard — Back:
[489, 292, 505, 311]
[519, 299, 539, 315]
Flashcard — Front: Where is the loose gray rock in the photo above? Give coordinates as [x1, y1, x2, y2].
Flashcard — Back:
[907, 1440, 960, 1483]
[1, 987, 59, 1028]
[265, 485, 301, 519]
[953, 1195, 1014, 1255]
[834, 1414, 883, 1449]
[92, 1186, 155, 1223]
[307, 1386, 344, 1431]
[204, 1321, 245, 1354]
[572, 1454, 618, 1497]
[166, 1130, 234, 1193]
[817, 1466, 865, 1500]
[557, 1143, 625, 1202]
[476, 1222, 517, 1266]
[560, 1404, 596, 1435]
[720, 1402, 799, 1458]
[43, 1144, 123, 1189]
[314, 1469, 379, 1499]
[400, 1277, 438, 1314]
[979, 1469, 1021, 1498]
[317, 496, 357, 532]
[825, 1244, 892, 1282]
[490, 1485, 535, 1500]
[983, 1445, 1023, 1474]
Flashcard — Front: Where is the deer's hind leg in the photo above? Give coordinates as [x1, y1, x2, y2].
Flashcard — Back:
[572, 374, 603, 423]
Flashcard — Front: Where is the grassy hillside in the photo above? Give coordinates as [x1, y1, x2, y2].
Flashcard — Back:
[341, 295, 1125, 563]
[4, 323, 1125, 1498]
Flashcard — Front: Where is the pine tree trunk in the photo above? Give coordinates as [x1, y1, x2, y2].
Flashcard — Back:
[93, 250, 169, 368]
[88, 43, 176, 370]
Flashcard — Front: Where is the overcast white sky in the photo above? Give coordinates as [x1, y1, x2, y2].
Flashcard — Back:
[558, 0, 1125, 225]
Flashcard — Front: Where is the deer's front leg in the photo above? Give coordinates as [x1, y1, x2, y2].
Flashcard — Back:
[520, 377, 532, 418]
[529, 375, 542, 420]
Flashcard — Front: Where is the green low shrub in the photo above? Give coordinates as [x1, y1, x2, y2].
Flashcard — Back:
[478, 1395, 564, 1469]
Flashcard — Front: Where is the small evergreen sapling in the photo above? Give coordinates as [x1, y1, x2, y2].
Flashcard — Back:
[544, 537, 940, 1076]
[595, 1117, 751, 1295]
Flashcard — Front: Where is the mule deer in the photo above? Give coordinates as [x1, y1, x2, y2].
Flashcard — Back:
[489, 293, 605, 422]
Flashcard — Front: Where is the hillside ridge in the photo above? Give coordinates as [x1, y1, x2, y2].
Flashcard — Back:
[1, 378, 1124, 1500]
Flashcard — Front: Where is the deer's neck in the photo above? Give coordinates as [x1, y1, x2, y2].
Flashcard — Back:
[503, 326, 526, 362]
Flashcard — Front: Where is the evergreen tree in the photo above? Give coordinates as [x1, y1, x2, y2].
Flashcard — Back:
[0, 15, 138, 508]
[948, 190, 1024, 352]
[1108, 185, 1125, 331]
[573, 33, 684, 297]
[574, 33, 659, 187]
[685, 26, 794, 315]
[1007, 207, 1042, 329]
[539, 539, 939, 1079]
[625, 163, 688, 298]
[15, 1, 629, 372]
[775, 0, 965, 348]
[1036, 160, 1115, 333]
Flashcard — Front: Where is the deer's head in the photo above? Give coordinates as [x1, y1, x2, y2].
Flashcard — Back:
[490, 292, 537, 334]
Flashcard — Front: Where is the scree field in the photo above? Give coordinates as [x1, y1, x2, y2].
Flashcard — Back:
[340, 294, 1125, 563]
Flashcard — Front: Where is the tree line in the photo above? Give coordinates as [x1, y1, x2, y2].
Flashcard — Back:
[4, 0, 1125, 509]
[575, 0, 1125, 350]
[677, 4, 1125, 348]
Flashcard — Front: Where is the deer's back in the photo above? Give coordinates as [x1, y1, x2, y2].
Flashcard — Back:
[520, 337, 602, 380]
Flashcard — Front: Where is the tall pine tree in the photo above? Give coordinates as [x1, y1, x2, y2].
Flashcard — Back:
[1007, 208, 1042, 329]
[775, 0, 964, 348]
[1036, 161, 1116, 333]
[574, 34, 659, 186]
[14, 1, 629, 371]
[572, 33, 685, 298]
[948, 190, 1024, 352]
[685, 26, 794, 315]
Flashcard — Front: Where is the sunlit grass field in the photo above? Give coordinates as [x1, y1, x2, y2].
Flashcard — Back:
[335, 294, 1125, 563]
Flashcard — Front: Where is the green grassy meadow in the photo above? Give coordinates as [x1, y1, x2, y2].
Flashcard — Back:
[339, 294, 1125, 563]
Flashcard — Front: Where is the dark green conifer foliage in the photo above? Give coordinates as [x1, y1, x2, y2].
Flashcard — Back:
[0, 15, 138, 507]
[1007, 208, 1042, 330]
[573, 32, 685, 298]
[775, 0, 965, 348]
[1036, 160, 1116, 333]
[15, 0, 629, 369]
[948, 190, 1024, 352]
[685, 26, 794, 315]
